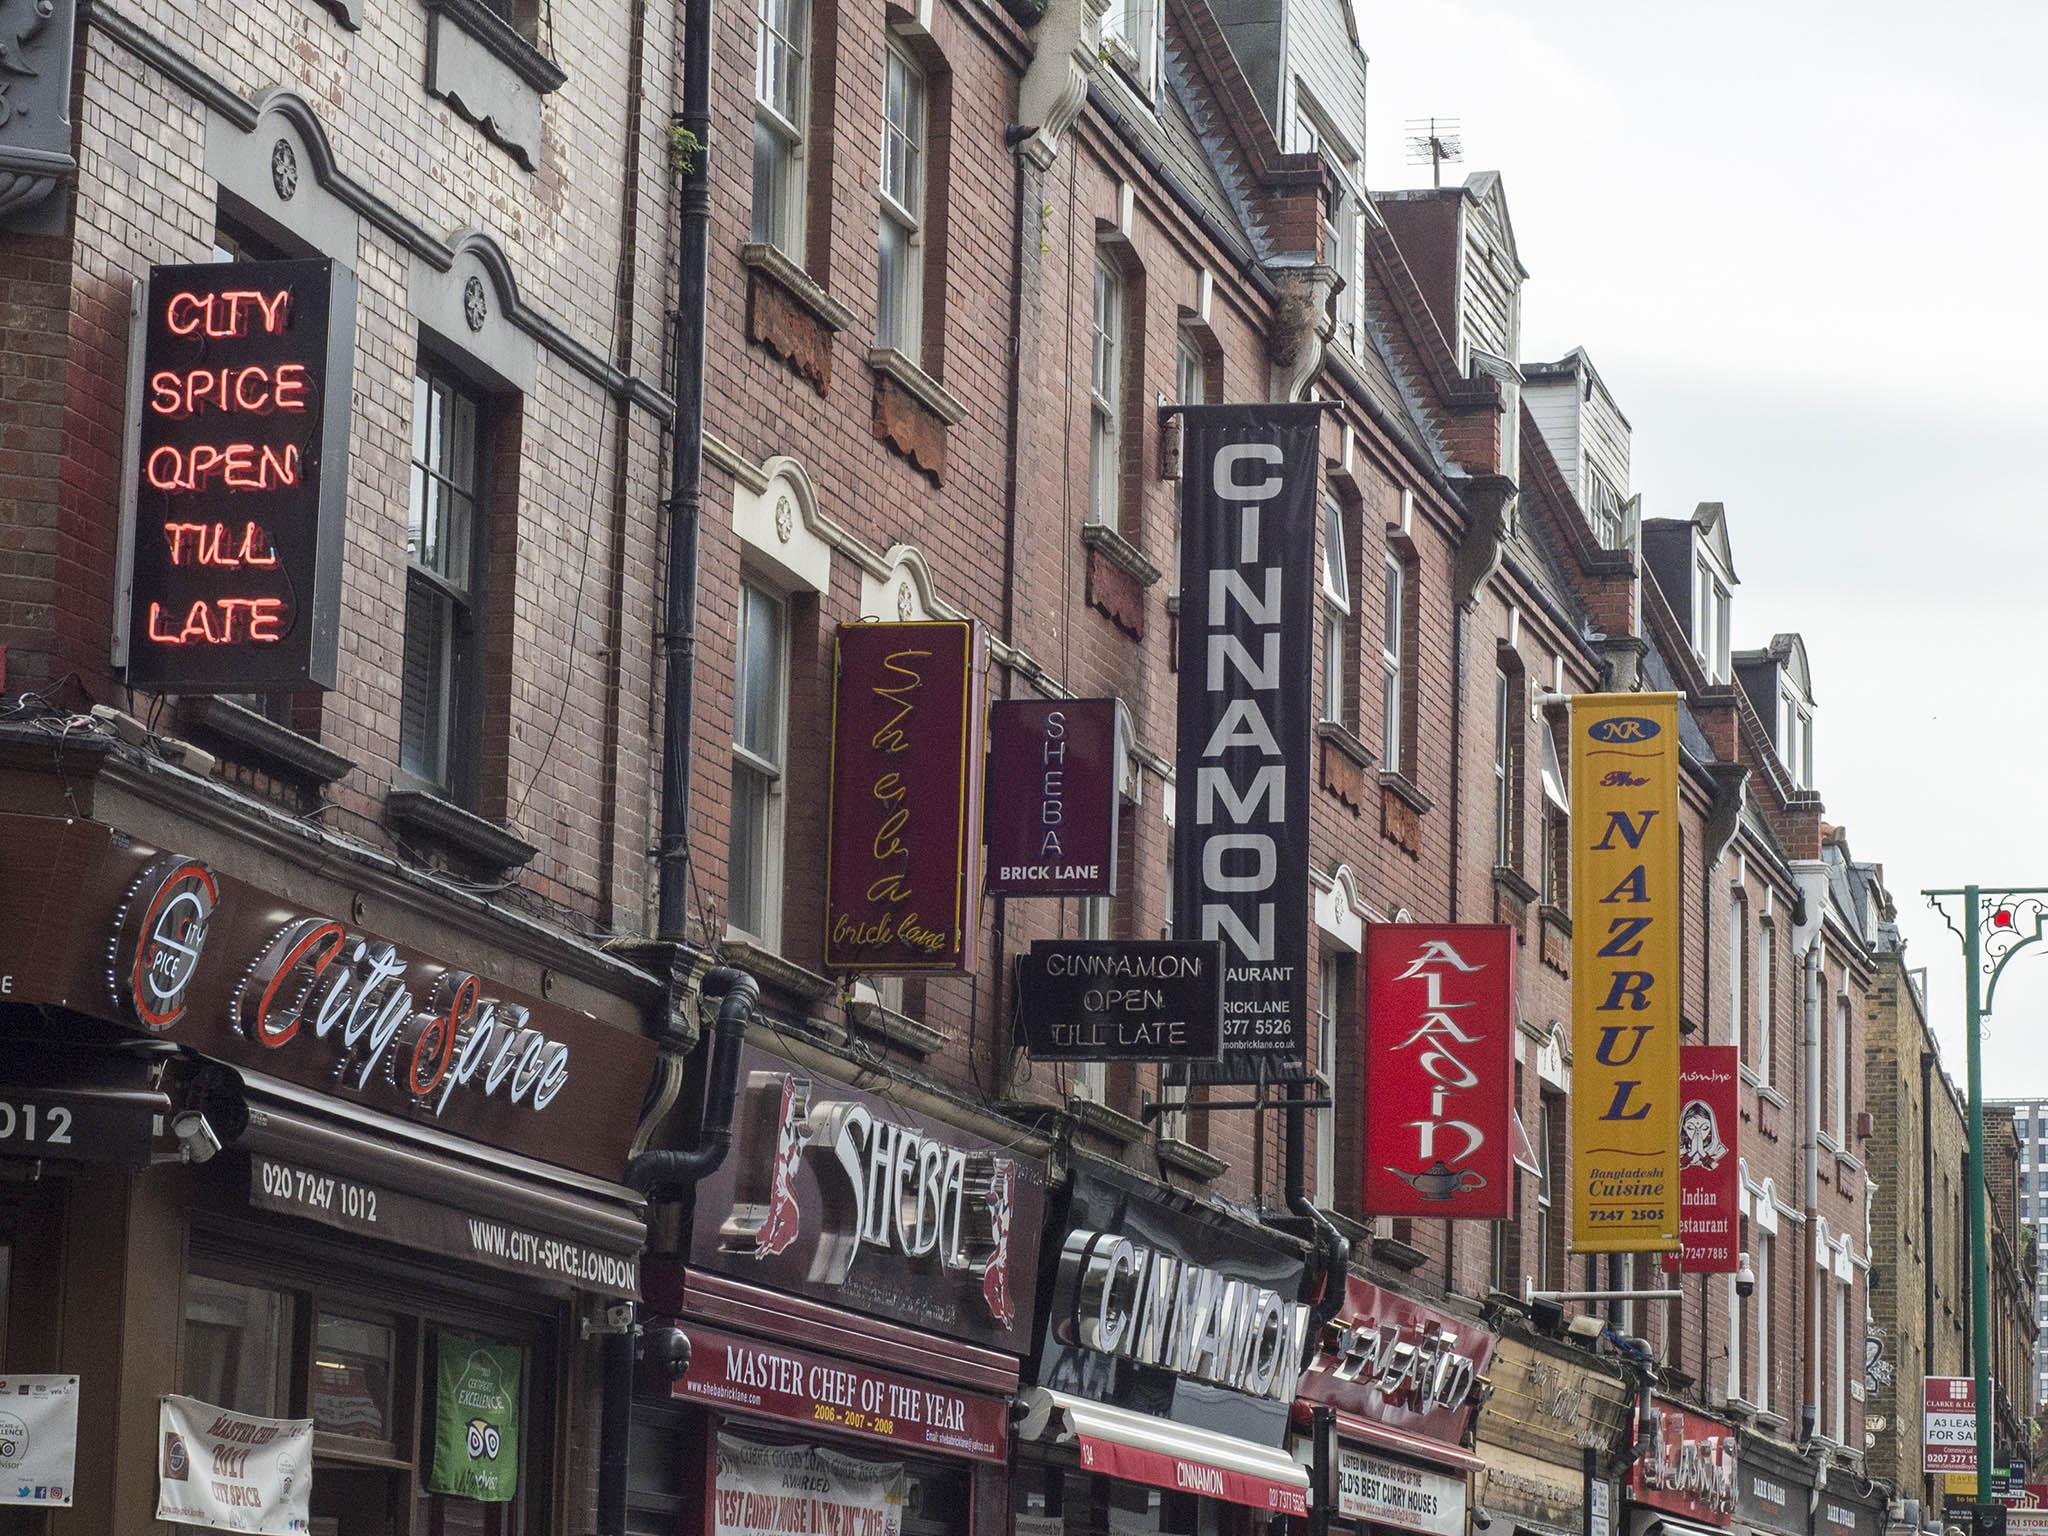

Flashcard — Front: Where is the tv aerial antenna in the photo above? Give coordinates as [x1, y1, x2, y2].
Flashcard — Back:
[1405, 117, 1463, 188]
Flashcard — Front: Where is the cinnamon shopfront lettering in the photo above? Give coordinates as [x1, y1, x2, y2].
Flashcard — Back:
[1059, 1227, 1311, 1402]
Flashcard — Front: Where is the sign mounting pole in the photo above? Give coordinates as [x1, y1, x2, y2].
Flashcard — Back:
[1925, 884, 2048, 1510]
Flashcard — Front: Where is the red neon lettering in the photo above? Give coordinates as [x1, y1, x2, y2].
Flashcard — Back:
[160, 288, 293, 338]
[145, 443, 299, 493]
[142, 597, 290, 644]
[162, 521, 278, 567]
[147, 365, 310, 418]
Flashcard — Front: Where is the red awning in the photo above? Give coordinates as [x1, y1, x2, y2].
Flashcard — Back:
[1039, 1390, 1311, 1518]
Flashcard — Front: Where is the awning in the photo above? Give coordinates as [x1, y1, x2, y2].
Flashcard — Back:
[1332, 1408, 1485, 1475]
[1638, 1516, 1733, 1536]
[1035, 1389, 1310, 1517]
[235, 1069, 646, 1296]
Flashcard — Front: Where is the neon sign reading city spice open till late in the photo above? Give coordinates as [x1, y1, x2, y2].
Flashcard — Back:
[126, 259, 355, 693]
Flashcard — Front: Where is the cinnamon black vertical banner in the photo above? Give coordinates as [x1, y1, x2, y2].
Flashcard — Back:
[1172, 403, 1322, 1083]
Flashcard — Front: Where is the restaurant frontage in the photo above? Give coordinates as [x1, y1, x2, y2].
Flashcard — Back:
[0, 733, 676, 1533]
[1012, 1160, 1314, 1533]
[1474, 1333, 1635, 1536]
[1292, 1276, 1494, 1536]
[638, 1042, 1049, 1536]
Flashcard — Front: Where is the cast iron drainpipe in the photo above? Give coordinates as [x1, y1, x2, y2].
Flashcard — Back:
[1284, 1081, 1353, 1356]
[1801, 935, 1823, 1442]
[596, 967, 760, 1535]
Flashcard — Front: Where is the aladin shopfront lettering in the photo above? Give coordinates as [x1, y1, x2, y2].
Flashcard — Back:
[1060, 1228, 1311, 1401]
[1639, 1415, 1737, 1515]
[1319, 1312, 1479, 1414]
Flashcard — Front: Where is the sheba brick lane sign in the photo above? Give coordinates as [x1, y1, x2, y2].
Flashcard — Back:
[127, 259, 355, 692]
[1568, 692, 1682, 1253]
[984, 698, 1121, 897]
[1172, 402, 1322, 1083]
[825, 620, 986, 973]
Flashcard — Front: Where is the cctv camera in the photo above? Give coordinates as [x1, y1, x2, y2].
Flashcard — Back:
[639, 1323, 691, 1383]
[1736, 1253, 1756, 1299]
[1474, 1508, 1494, 1531]
[171, 1110, 221, 1165]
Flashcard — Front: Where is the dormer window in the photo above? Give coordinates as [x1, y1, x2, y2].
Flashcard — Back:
[1100, 0, 1159, 101]
[1291, 87, 1360, 355]
[1694, 552, 1731, 683]
[1779, 686, 1814, 789]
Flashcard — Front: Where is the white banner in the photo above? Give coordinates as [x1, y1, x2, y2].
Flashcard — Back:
[0, 1375, 80, 1507]
[1336, 1447, 1468, 1536]
[714, 1433, 903, 1536]
[157, 1395, 313, 1534]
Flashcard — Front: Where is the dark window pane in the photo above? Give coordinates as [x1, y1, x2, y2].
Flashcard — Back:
[184, 1274, 295, 1418]
[313, 1311, 397, 1442]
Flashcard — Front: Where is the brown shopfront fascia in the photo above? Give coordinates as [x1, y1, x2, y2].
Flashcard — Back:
[633, 1044, 1051, 1536]
[0, 789, 667, 1534]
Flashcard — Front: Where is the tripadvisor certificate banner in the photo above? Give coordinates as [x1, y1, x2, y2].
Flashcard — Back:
[0, 1375, 80, 1507]
[1569, 692, 1682, 1253]
[157, 1395, 312, 1534]
[430, 1335, 521, 1501]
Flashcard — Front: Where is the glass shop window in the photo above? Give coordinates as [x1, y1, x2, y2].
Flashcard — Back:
[182, 1258, 548, 1536]
[1014, 1461, 1240, 1534]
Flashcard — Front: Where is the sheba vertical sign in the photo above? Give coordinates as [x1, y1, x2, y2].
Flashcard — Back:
[127, 259, 355, 692]
[1569, 692, 1682, 1251]
[1173, 403, 1322, 1082]
[825, 620, 985, 973]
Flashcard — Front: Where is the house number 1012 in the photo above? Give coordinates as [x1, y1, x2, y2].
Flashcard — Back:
[0, 1101, 74, 1146]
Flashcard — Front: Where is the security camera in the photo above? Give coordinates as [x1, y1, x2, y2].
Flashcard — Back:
[171, 1110, 221, 1164]
[1474, 1508, 1495, 1531]
[1736, 1253, 1756, 1299]
[639, 1323, 691, 1383]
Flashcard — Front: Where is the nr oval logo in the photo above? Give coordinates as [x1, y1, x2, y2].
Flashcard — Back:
[1587, 715, 1661, 744]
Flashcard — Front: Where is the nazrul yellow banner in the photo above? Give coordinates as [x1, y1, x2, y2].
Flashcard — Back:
[1569, 692, 1682, 1253]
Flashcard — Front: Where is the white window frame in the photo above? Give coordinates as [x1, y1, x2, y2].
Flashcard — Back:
[876, 38, 926, 357]
[1830, 992, 1850, 1142]
[1728, 889, 1747, 1053]
[1756, 917, 1776, 1084]
[1100, 0, 1159, 100]
[1315, 957, 1340, 1203]
[402, 363, 483, 799]
[1292, 89, 1361, 353]
[1755, 1228, 1774, 1412]
[1087, 252, 1122, 526]
[728, 577, 790, 948]
[1728, 1211, 1749, 1402]
[1494, 669, 1514, 867]
[1832, 1268, 1849, 1441]
[752, 0, 811, 257]
[1381, 549, 1405, 770]
[1321, 497, 1351, 726]
[1779, 686, 1814, 788]
[1536, 1093, 1560, 1289]
[1693, 556, 1731, 683]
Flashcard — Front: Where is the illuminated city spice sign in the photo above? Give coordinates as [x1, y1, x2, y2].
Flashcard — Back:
[126, 259, 355, 692]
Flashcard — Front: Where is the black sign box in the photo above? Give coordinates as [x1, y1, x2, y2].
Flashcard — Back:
[1015, 939, 1224, 1062]
[126, 258, 355, 692]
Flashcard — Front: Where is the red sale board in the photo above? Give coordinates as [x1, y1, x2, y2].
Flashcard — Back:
[1662, 1045, 1741, 1273]
[1361, 924, 1515, 1219]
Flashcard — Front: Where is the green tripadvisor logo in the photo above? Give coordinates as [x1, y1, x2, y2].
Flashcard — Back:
[432, 1335, 520, 1502]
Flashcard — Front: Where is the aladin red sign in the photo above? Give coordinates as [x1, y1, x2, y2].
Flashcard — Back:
[1631, 1398, 1737, 1525]
[824, 620, 985, 973]
[1662, 1045, 1740, 1274]
[1361, 924, 1515, 1219]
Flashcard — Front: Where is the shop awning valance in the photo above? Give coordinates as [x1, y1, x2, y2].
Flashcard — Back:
[1332, 1408, 1485, 1475]
[1034, 1389, 1311, 1517]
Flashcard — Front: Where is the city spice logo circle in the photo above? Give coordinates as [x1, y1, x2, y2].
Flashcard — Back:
[1587, 716, 1660, 744]
[120, 857, 219, 1031]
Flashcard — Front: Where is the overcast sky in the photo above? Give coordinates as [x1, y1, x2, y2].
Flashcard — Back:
[1357, 0, 2048, 1097]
